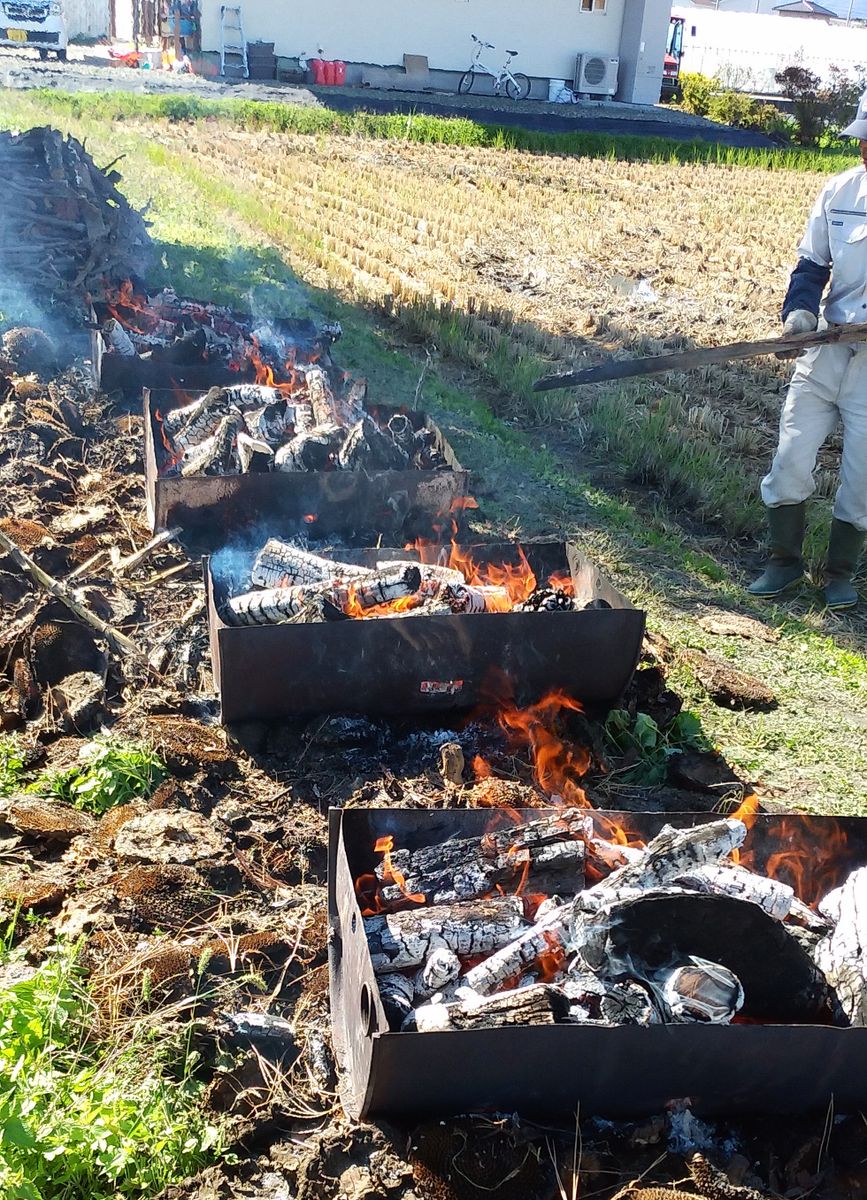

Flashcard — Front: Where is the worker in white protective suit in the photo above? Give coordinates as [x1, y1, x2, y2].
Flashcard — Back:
[749, 96, 867, 610]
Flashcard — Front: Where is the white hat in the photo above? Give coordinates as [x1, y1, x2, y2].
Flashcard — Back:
[842, 89, 867, 138]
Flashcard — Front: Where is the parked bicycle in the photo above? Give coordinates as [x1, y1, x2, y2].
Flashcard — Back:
[458, 35, 531, 101]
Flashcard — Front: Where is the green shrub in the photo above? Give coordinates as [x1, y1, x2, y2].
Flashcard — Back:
[680, 72, 718, 117]
[0, 945, 220, 1199]
[604, 710, 710, 785]
[707, 88, 761, 129]
[33, 737, 166, 815]
[0, 735, 26, 796]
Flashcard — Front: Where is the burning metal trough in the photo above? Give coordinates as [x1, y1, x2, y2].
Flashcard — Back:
[330, 806, 867, 1122]
[145, 391, 470, 543]
[207, 540, 646, 722]
[93, 283, 341, 395]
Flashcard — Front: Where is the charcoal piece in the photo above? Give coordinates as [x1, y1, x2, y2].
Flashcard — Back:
[387, 412, 416, 457]
[378, 973, 416, 1030]
[442, 583, 512, 614]
[413, 427, 447, 469]
[517, 588, 576, 613]
[413, 948, 462, 999]
[605, 892, 837, 1024]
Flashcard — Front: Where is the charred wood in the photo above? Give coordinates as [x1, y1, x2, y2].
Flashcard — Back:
[275, 423, 343, 472]
[365, 895, 527, 973]
[377, 810, 589, 905]
[338, 415, 410, 472]
[180, 414, 241, 478]
[236, 432, 274, 474]
[251, 540, 372, 590]
[413, 983, 569, 1032]
[815, 868, 867, 1025]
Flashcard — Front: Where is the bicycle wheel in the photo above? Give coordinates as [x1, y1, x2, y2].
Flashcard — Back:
[506, 73, 531, 101]
[458, 70, 476, 95]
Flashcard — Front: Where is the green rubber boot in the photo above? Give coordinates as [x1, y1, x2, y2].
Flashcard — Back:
[824, 518, 865, 611]
[747, 503, 806, 598]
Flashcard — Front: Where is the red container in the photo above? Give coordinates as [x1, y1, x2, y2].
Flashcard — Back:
[323, 59, 336, 85]
[333, 59, 346, 85]
[310, 58, 326, 84]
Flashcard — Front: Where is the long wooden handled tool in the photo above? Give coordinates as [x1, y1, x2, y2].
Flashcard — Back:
[532, 322, 867, 392]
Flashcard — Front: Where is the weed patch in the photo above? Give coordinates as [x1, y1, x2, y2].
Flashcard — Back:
[0, 945, 220, 1199]
[32, 738, 166, 815]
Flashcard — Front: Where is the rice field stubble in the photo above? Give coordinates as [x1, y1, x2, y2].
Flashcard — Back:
[0, 92, 865, 806]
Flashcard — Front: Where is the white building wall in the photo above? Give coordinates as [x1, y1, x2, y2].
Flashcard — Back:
[200, 0, 625, 81]
[674, 4, 867, 91]
[64, 0, 110, 38]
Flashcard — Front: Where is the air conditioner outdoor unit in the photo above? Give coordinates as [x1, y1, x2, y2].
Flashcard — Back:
[574, 52, 619, 96]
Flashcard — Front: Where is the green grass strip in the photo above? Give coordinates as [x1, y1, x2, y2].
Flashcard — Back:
[22, 87, 859, 172]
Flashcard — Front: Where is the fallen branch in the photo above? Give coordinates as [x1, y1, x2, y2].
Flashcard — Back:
[0, 525, 152, 671]
[114, 526, 182, 576]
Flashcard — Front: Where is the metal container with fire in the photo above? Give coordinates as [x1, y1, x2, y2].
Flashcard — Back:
[330, 806, 867, 1122]
[146, 391, 470, 544]
[206, 541, 646, 723]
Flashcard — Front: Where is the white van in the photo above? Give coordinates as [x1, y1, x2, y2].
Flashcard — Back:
[0, 1, 68, 61]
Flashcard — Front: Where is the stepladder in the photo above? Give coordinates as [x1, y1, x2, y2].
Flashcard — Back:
[220, 5, 248, 78]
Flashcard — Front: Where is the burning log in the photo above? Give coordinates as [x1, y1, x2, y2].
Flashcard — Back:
[815, 868, 867, 1025]
[162, 388, 226, 438]
[462, 820, 746, 996]
[674, 863, 794, 922]
[251, 540, 372, 589]
[223, 384, 283, 409]
[338, 415, 410, 472]
[224, 585, 341, 627]
[306, 364, 364, 428]
[348, 565, 422, 611]
[275, 423, 343, 472]
[413, 948, 462, 999]
[102, 318, 137, 358]
[413, 982, 569, 1032]
[365, 895, 527, 973]
[376, 810, 590, 905]
[180, 414, 241, 478]
[246, 399, 291, 447]
[237, 432, 274, 474]
[225, 566, 421, 626]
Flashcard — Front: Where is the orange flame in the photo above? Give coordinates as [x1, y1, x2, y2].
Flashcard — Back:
[472, 755, 493, 779]
[374, 834, 425, 907]
[497, 690, 590, 807]
[153, 408, 184, 469]
[343, 583, 423, 620]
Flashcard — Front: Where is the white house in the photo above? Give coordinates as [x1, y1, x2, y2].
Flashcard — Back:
[196, 0, 672, 104]
[674, 3, 867, 91]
